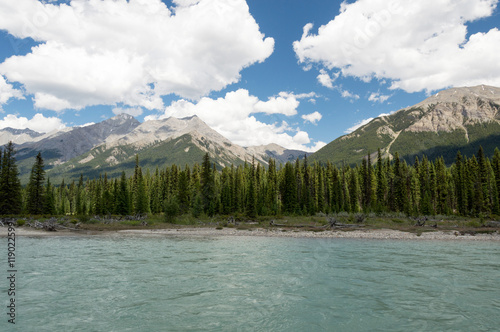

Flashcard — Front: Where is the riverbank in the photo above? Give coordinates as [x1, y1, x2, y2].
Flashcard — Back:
[1, 226, 499, 241]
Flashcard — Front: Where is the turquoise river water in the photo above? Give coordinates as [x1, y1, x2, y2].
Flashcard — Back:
[1, 234, 499, 331]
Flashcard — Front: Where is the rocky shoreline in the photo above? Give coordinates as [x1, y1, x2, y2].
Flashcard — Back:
[1, 226, 499, 241]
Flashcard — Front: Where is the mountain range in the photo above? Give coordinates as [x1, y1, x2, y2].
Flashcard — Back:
[312, 85, 500, 165]
[6, 114, 308, 183]
[3, 84, 500, 183]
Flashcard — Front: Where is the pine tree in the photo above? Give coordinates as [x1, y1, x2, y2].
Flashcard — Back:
[201, 153, 215, 216]
[281, 161, 298, 214]
[315, 163, 325, 213]
[178, 168, 190, 214]
[102, 173, 113, 215]
[0, 142, 22, 215]
[375, 149, 386, 212]
[246, 158, 257, 217]
[493, 148, 500, 195]
[435, 157, 449, 214]
[361, 153, 373, 211]
[409, 167, 421, 215]
[476, 146, 490, 214]
[76, 174, 84, 215]
[393, 152, 407, 212]
[468, 155, 480, 214]
[94, 176, 104, 215]
[44, 177, 56, 215]
[149, 167, 162, 214]
[27, 152, 46, 215]
[234, 165, 246, 214]
[428, 161, 437, 215]
[329, 164, 342, 213]
[115, 171, 130, 215]
[301, 155, 314, 215]
[453, 152, 467, 215]
[57, 179, 66, 215]
[255, 163, 265, 215]
[266, 159, 279, 215]
[341, 164, 351, 212]
[492, 148, 500, 215]
[349, 168, 360, 213]
[134, 168, 149, 214]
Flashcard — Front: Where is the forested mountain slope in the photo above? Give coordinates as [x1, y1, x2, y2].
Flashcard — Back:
[312, 85, 500, 165]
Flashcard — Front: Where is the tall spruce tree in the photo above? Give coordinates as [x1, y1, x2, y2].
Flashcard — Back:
[493, 148, 500, 195]
[393, 152, 407, 212]
[201, 153, 215, 216]
[349, 168, 360, 213]
[178, 168, 190, 214]
[0, 142, 22, 215]
[281, 161, 298, 214]
[115, 171, 131, 215]
[75, 174, 84, 215]
[454, 151, 468, 215]
[476, 146, 491, 214]
[375, 148, 386, 212]
[27, 152, 46, 215]
[266, 158, 279, 215]
[246, 158, 257, 218]
[435, 157, 449, 214]
[361, 153, 373, 211]
[44, 177, 56, 215]
[134, 169, 149, 214]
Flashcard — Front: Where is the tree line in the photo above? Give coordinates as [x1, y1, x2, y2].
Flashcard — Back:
[1, 141, 499, 218]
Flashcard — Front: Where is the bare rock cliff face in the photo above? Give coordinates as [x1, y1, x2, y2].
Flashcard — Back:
[406, 85, 500, 133]
[17, 113, 140, 163]
[0, 128, 43, 145]
[312, 85, 500, 165]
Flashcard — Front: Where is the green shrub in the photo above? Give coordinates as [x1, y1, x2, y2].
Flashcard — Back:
[164, 196, 180, 223]
[466, 220, 482, 228]
[78, 215, 90, 223]
[191, 194, 203, 218]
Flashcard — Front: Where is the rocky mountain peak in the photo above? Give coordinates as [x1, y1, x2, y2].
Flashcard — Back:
[1, 127, 41, 136]
[416, 85, 500, 107]
[0, 127, 43, 145]
[312, 84, 500, 166]
[16, 112, 141, 164]
[400, 85, 500, 133]
[102, 113, 140, 128]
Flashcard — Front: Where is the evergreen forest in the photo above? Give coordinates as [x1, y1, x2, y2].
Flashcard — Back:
[1, 141, 500, 219]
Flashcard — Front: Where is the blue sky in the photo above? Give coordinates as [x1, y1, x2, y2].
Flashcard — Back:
[0, 0, 499, 152]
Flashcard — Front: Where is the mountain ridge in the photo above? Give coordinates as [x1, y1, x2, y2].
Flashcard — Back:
[7, 113, 308, 183]
[311, 85, 500, 165]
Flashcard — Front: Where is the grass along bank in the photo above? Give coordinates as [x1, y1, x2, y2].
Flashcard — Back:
[2, 213, 499, 237]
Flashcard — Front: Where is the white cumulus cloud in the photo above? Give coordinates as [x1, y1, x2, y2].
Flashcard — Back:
[301, 111, 322, 124]
[340, 89, 360, 100]
[317, 69, 338, 89]
[0, 113, 66, 133]
[0, 75, 23, 109]
[145, 89, 326, 152]
[293, 0, 500, 93]
[368, 92, 391, 103]
[0, 0, 274, 111]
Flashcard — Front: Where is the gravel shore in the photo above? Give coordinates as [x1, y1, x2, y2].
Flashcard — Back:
[2, 226, 499, 241]
[117, 227, 500, 241]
